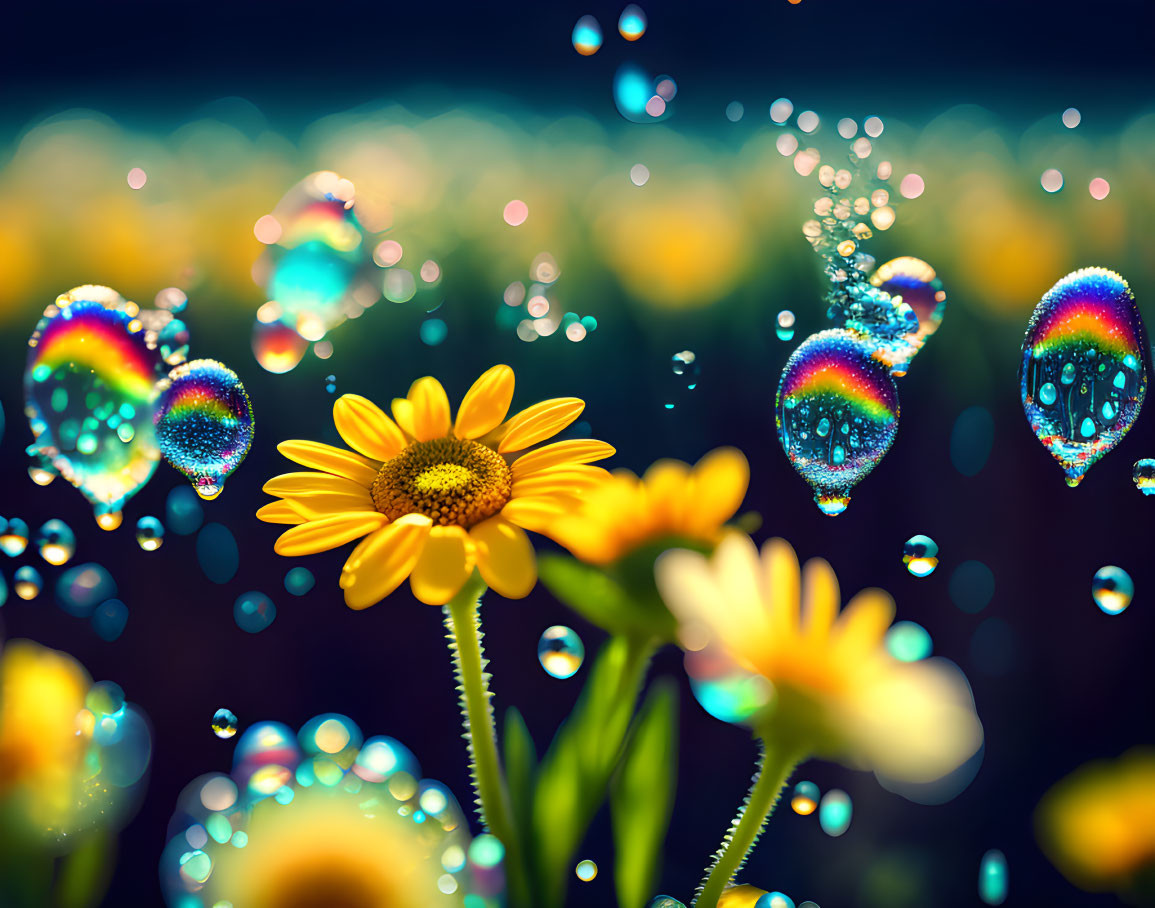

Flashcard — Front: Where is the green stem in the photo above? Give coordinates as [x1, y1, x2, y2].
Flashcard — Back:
[694, 739, 802, 908]
[443, 572, 529, 907]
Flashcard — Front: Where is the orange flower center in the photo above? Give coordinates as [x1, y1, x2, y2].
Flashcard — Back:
[371, 438, 511, 528]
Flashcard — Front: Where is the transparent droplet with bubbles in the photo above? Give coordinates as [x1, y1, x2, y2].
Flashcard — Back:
[791, 780, 819, 815]
[14, 565, 42, 600]
[538, 626, 585, 679]
[135, 515, 165, 551]
[818, 788, 852, 836]
[1133, 458, 1155, 495]
[776, 310, 796, 341]
[0, 517, 30, 557]
[212, 708, 238, 739]
[35, 519, 75, 565]
[903, 535, 938, 577]
[1091, 565, 1132, 615]
[979, 849, 1008, 905]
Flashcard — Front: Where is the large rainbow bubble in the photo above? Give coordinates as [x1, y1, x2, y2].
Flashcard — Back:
[24, 286, 166, 525]
[153, 359, 254, 500]
[1020, 267, 1147, 487]
[777, 329, 900, 515]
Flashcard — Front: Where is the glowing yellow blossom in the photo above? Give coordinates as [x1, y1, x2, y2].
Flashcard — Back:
[656, 531, 983, 783]
[1036, 749, 1155, 898]
[257, 364, 614, 607]
[546, 447, 749, 565]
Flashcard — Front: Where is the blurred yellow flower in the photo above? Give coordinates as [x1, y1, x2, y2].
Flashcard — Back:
[656, 531, 983, 784]
[258, 364, 614, 607]
[1037, 749, 1155, 898]
[546, 447, 749, 566]
[213, 788, 451, 908]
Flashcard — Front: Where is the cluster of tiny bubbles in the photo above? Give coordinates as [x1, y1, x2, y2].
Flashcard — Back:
[166, 484, 204, 535]
[14, 565, 42, 600]
[35, 518, 76, 565]
[790, 780, 820, 815]
[776, 310, 796, 342]
[902, 535, 938, 577]
[92, 598, 129, 641]
[1091, 565, 1133, 615]
[949, 561, 994, 613]
[818, 788, 852, 837]
[950, 406, 994, 477]
[254, 171, 377, 360]
[613, 63, 675, 123]
[284, 566, 316, 596]
[421, 318, 449, 346]
[537, 625, 585, 679]
[213, 708, 239, 739]
[885, 621, 933, 661]
[970, 618, 1015, 677]
[24, 285, 168, 523]
[575, 859, 598, 881]
[0, 516, 30, 556]
[234, 591, 276, 633]
[197, 523, 239, 584]
[775, 330, 900, 515]
[978, 849, 1008, 905]
[861, 257, 947, 376]
[251, 311, 309, 375]
[618, 3, 646, 39]
[646, 897, 687, 908]
[683, 646, 774, 724]
[1020, 268, 1147, 488]
[56, 562, 116, 617]
[1133, 458, 1155, 495]
[135, 515, 165, 551]
[161, 714, 499, 906]
[154, 359, 255, 501]
[572, 14, 602, 55]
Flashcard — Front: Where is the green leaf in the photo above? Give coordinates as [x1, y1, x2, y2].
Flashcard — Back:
[611, 678, 679, 908]
[53, 830, 115, 908]
[538, 554, 641, 635]
[503, 706, 538, 875]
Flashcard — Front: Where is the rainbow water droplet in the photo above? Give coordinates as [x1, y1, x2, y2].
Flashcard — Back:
[0, 517, 30, 557]
[1133, 458, 1155, 495]
[885, 621, 933, 661]
[154, 359, 254, 500]
[776, 330, 900, 515]
[537, 626, 585, 679]
[24, 286, 166, 519]
[903, 534, 938, 577]
[1091, 565, 1132, 615]
[35, 519, 75, 565]
[14, 565, 42, 600]
[572, 14, 602, 55]
[135, 515, 165, 551]
[978, 849, 1008, 905]
[862, 257, 947, 375]
[818, 788, 852, 836]
[212, 708, 238, 739]
[1020, 268, 1147, 487]
[791, 780, 820, 815]
[575, 859, 598, 881]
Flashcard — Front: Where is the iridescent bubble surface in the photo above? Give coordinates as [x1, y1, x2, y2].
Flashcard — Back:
[776, 330, 900, 515]
[24, 286, 165, 519]
[818, 788, 852, 836]
[1020, 268, 1147, 487]
[1091, 565, 1132, 615]
[903, 535, 938, 577]
[647, 898, 687, 908]
[154, 359, 254, 500]
[537, 626, 585, 679]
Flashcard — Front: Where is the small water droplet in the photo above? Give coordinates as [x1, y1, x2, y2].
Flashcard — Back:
[212, 708, 238, 739]
[791, 780, 820, 815]
[537, 626, 585, 679]
[575, 859, 598, 881]
[818, 789, 852, 836]
[1091, 565, 1132, 615]
[885, 621, 933, 661]
[978, 849, 1008, 905]
[903, 535, 938, 577]
[13, 565, 42, 600]
[0, 517, 31, 557]
[1133, 458, 1155, 495]
[35, 519, 75, 565]
[135, 516, 165, 551]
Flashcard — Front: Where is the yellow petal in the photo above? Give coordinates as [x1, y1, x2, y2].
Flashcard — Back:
[470, 516, 536, 598]
[454, 365, 515, 440]
[256, 500, 307, 525]
[340, 515, 432, 609]
[501, 496, 570, 533]
[333, 394, 406, 462]
[762, 537, 801, 639]
[277, 440, 380, 487]
[640, 459, 692, 530]
[407, 376, 451, 441]
[688, 447, 750, 534]
[832, 587, 895, 654]
[710, 531, 776, 662]
[511, 439, 617, 478]
[539, 513, 620, 563]
[409, 526, 477, 605]
[391, 397, 417, 437]
[800, 556, 841, 641]
[274, 512, 389, 557]
[281, 490, 376, 520]
[497, 398, 585, 453]
[511, 465, 608, 500]
[263, 472, 369, 499]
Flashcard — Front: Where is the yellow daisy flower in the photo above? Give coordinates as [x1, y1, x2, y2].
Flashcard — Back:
[257, 364, 614, 607]
[1036, 749, 1155, 898]
[546, 447, 749, 565]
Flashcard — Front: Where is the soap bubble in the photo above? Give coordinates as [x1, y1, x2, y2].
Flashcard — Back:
[572, 15, 602, 55]
[213, 708, 239, 739]
[91, 598, 129, 641]
[56, 563, 117, 617]
[818, 789, 852, 836]
[903, 535, 938, 577]
[979, 849, 1008, 905]
[575, 859, 598, 881]
[885, 621, 933, 661]
[154, 359, 254, 500]
[1020, 268, 1147, 487]
[166, 485, 204, 535]
[284, 566, 315, 596]
[0, 517, 30, 557]
[1091, 565, 1132, 615]
[776, 330, 900, 516]
[537, 626, 585, 679]
[14, 565, 42, 600]
[791, 780, 820, 815]
[234, 591, 276, 633]
[35, 519, 76, 565]
[24, 286, 166, 521]
[135, 516, 165, 551]
[1133, 458, 1155, 495]
[197, 523, 239, 584]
